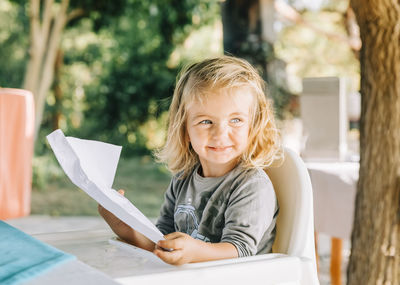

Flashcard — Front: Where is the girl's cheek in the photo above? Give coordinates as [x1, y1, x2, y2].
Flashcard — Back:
[234, 127, 249, 136]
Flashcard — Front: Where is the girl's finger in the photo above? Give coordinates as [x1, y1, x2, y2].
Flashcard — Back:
[157, 239, 180, 251]
[154, 248, 182, 265]
[118, 189, 125, 195]
[164, 232, 183, 240]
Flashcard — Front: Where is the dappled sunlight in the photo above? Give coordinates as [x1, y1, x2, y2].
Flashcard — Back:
[2, 0, 398, 283]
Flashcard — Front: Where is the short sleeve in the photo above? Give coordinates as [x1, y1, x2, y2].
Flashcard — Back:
[220, 174, 276, 257]
[155, 178, 176, 235]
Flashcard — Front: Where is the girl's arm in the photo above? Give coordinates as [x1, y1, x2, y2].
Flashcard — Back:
[154, 232, 238, 265]
[98, 190, 155, 252]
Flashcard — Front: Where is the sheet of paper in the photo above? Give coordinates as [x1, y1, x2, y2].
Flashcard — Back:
[46, 129, 164, 244]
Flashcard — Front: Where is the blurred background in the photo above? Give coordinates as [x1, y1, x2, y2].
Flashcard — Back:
[0, 0, 359, 218]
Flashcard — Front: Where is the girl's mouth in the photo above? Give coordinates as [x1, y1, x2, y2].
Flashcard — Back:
[208, 146, 232, 152]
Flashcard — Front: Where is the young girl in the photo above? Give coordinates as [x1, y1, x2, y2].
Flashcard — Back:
[99, 56, 283, 265]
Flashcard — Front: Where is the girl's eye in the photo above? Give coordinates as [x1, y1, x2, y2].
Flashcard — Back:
[230, 118, 241, 123]
[200, 120, 212, 125]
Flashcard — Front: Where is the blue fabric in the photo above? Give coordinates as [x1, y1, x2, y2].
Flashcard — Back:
[0, 221, 75, 285]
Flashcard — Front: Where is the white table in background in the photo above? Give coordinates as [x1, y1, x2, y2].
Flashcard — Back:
[306, 161, 359, 285]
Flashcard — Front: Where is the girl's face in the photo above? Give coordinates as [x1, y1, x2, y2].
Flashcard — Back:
[186, 87, 254, 177]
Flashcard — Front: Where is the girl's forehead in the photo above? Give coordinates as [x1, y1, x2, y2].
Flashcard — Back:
[185, 87, 256, 116]
[187, 86, 255, 106]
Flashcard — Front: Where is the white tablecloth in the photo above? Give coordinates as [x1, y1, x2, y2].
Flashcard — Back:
[306, 162, 359, 239]
[24, 230, 306, 285]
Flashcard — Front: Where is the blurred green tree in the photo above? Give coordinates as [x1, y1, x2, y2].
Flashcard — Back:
[9, 0, 127, 137]
[1, 0, 218, 154]
[77, 1, 219, 154]
[0, 2, 29, 88]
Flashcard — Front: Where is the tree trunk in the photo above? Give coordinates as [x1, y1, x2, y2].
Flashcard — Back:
[347, 1, 400, 284]
[221, 0, 269, 80]
[23, 0, 69, 138]
[221, 0, 258, 55]
[53, 48, 64, 130]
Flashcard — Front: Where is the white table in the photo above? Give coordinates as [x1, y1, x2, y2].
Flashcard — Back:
[306, 161, 359, 285]
[11, 228, 311, 285]
[307, 161, 359, 239]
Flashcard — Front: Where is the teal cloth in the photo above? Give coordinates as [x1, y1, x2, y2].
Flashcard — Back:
[0, 221, 75, 285]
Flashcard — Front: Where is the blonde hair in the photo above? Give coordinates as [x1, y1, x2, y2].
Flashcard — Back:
[155, 56, 283, 177]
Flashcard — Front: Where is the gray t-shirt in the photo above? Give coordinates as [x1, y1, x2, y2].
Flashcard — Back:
[156, 164, 279, 257]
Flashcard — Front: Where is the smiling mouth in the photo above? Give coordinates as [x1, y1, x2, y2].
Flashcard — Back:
[208, 146, 232, 152]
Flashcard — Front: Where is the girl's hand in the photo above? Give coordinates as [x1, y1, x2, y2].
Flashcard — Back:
[98, 189, 134, 241]
[154, 232, 200, 265]
[98, 189, 156, 251]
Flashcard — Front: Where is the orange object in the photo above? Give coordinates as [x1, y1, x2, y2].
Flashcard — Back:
[330, 237, 343, 285]
[0, 88, 35, 219]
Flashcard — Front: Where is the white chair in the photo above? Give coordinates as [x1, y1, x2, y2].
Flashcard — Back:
[267, 147, 319, 284]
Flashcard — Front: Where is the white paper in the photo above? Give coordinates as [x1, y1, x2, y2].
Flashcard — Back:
[46, 129, 164, 244]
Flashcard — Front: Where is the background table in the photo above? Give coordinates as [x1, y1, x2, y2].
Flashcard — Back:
[306, 161, 359, 285]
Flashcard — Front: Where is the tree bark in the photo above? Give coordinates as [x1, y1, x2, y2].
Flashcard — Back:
[23, 0, 47, 98]
[53, 48, 64, 130]
[347, 1, 400, 284]
[23, 0, 69, 138]
[34, 0, 68, 136]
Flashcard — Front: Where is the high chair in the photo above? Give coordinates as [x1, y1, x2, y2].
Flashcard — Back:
[267, 147, 320, 284]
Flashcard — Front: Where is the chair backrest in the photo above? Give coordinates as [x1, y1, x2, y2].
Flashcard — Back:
[266, 148, 316, 264]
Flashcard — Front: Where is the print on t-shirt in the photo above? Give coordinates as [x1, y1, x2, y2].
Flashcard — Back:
[174, 204, 210, 242]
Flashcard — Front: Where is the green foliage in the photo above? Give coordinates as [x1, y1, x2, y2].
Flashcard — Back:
[31, 154, 171, 217]
[275, 9, 359, 93]
[70, 0, 127, 16]
[76, 0, 220, 154]
[233, 40, 292, 119]
[32, 153, 64, 190]
[267, 80, 294, 119]
[68, 0, 128, 30]
[30, 0, 220, 156]
[0, 0, 127, 88]
[0, 1, 29, 88]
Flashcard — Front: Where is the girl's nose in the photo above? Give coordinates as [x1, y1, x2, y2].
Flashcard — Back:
[211, 123, 228, 139]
